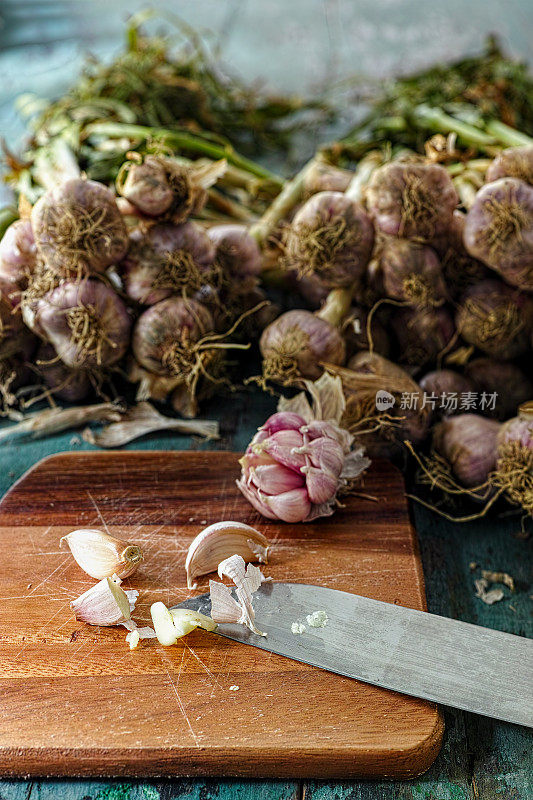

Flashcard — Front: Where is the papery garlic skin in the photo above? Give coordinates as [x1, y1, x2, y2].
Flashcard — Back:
[150, 602, 216, 646]
[71, 576, 132, 626]
[209, 579, 243, 623]
[61, 528, 143, 579]
[237, 411, 370, 523]
[210, 554, 268, 636]
[185, 521, 269, 589]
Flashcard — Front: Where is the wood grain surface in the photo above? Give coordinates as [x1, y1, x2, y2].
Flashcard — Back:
[0, 451, 443, 780]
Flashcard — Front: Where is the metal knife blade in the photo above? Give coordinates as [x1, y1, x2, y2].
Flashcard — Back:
[173, 582, 533, 728]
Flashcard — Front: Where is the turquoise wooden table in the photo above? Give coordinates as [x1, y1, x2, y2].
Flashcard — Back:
[0, 2, 532, 797]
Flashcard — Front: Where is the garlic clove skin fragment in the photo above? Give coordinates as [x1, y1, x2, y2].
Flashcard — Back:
[211, 554, 268, 636]
[185, 521, 269, 589]
[60, 528, 144, 580]
[71, 576, 132, 626]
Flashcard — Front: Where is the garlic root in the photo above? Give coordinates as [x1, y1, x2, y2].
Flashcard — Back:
[185, 521, 269, 589]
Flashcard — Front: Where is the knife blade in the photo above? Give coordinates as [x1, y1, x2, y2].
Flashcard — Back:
[173, 582, 533, 728]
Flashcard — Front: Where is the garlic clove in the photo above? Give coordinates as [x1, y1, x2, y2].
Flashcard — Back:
[259, 487, 312, 523]
[60, 528, 143, 580]
[301, 465, 338, 505]
[185, 521, 270, 590]
[250, 463, 305, 494]
[255, 429, 307, 473]
[235, 477, 279, 520]
[71, 576, 132, 626]
[259, 411, 306, 435]
[299, 436, 345, 474]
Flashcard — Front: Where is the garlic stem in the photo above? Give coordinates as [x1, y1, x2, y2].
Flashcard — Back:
[316, 286, 354, 327]
[344, 150, 383, 203]
[250, 157, 320, 248]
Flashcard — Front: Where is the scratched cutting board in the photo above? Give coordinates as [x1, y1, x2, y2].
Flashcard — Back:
[0, 451, 443, 779]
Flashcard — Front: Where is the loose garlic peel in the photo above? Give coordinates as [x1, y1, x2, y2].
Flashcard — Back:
[150, 601, 216, 646]
[210, 554, 268, 636]
[60, 528, 144, 580]
[185, 521, 269, 589]
[71, 575, 132, 626]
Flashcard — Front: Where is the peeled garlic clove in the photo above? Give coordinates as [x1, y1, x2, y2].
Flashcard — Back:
[60, 528, 144, 580]
[185, 521, 269, 589]
[151, 601, 216, 645]
[71, 576, 132, 626]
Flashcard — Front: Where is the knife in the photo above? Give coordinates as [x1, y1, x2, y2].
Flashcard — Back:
[173, 582, 533, 728]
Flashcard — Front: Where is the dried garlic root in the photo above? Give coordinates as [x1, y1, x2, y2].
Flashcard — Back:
[185, 521, 269, 589]
[61, 528, 143, 580]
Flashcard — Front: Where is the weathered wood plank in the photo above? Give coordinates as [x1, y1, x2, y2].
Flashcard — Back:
[0, 780, 298, 800]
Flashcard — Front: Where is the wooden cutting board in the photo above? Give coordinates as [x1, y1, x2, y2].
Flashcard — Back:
[0, 451, 443, 780]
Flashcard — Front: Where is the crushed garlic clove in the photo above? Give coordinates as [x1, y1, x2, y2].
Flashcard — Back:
[171, 608, 217, 636]
[70, 576, 132, 626]
[150, 601, 216, 646]
[306, 610, 328, 628]
[185, 521, 269, 589]
[60, 528, 143, 580]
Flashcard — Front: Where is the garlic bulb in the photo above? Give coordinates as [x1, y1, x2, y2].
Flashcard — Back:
[150, 601, 216, 646]
[70, 576, 132, 626]
[60, 528, 143, 579]
[185, 521, 270, 589]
